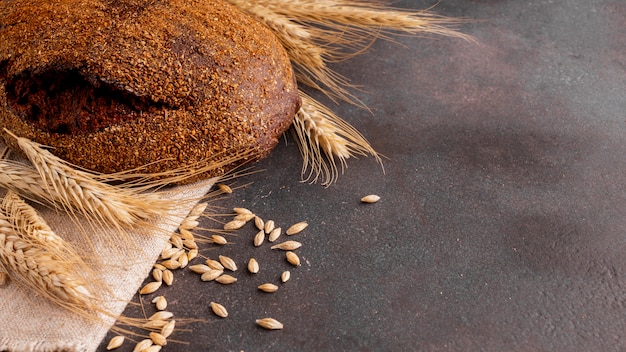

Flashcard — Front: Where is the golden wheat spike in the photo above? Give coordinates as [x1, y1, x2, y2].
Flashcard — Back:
[292, 92, 382, 185]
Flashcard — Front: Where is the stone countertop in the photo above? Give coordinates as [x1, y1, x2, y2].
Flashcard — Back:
[101, 0, 626, 351]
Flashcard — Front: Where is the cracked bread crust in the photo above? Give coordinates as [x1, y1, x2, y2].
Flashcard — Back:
[0, 0, 300, 183]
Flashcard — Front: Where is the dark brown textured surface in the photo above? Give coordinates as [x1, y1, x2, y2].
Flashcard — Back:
[0, 0, 300, 182]
[100, 0, 626, 351]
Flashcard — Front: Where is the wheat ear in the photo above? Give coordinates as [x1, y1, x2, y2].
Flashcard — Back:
[292, 92, 381, 185]
[2, 129, 175, 230]
[227, 0, 470, 104]
[0, 190, 92, 306]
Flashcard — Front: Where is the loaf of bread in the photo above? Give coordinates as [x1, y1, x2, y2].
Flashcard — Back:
[0, 0, 300, 183]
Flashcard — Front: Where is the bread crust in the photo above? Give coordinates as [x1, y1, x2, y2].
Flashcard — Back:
[0, 0, 300, 182]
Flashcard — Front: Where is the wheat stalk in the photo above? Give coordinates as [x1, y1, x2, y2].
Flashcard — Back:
[227, 0, 471, 104]
[292, 92, 381, 185]
[2, 129, 187, 232]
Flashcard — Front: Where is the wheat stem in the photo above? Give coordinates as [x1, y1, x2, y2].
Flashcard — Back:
[227, 0, 470, 104]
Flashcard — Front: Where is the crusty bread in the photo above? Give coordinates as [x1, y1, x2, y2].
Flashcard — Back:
[0, 0, 300, 183]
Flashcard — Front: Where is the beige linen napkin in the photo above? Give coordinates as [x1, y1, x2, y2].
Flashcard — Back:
[0, 175, 215, 352]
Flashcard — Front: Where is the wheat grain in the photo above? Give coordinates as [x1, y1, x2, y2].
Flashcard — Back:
[264, 219, 275, 234]
[281, 270, 291, 283]
[142, 319, 168, 329]
[140, 281, 162, 295]
[286, 221, 308, 235]
[234, 213, 255, 222]
[133, 339, 153, 352]
[162, 270, 174, 286]
[217, 183, 233, 194]
[215, 274, 237, 284]
[187, 248, 198, 261]
[219, 255, 238, 271]
[211, 234, 228, 245]
[271, 240, 302, 251]
[0, 272, 7, 286]
[149, 311, 174, 321]
[161, 320, 176, 338]
[189, 264, 212, 275]
[248, 258, 259, 274]
[152, 268, 163, 282]
[255, 317, 284, 330]
[286, 251, 301, 266]
[206, 258, 225, 270]
[361, 194, 380, 203]
[254, 216, 264, 231]
[258, 283, 279, 292]
[233, 207, 253, 215]
[144, 345, 162, 352]
[210, 301, 229, 318]
[153, 296, 167, 311]
[200, 269, 224, 282]
[253, 230, 265, 247]
[268, 227, 282, 242]
[150, 332, 167, 346]
[224, 219, 246, 230]
[106, 335, 125, 350]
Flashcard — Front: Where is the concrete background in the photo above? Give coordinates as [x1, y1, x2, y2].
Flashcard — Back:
[101, 0, 626, 351]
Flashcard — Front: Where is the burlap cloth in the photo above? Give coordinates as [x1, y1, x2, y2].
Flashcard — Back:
[0, 162, 216, 352]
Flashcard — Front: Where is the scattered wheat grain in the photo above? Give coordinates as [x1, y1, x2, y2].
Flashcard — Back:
[142, 320, 168, 329]
[281, 271, 291, 283]
[211, 234, 228, 245]
[170, 234, 183, 249]
[179, 228, 194, 240]
[106, 335, 124, 350]
[361, 195, 380, 203]
[144, 345, 162, 352]
[224, 219, 246, 230]
[219, 255, 238, 271]
[268, 227, 281, 242]
[189, 264, 212, 275]
[187, 248, 198, 261]
[200, 269, 224, 281]
[152, 268, 163, 282]
[149, 311, 174, 321]
[271, 241, 302, 250]
[286, 221, 308, 235]
[161, 259, 182, 270]
[233, 207, 253, 215]
[256, 318, 284, 330]
[248, 258, 259, 274]
[153, 296, 167, 310]
[253, 230, 265, 247]
[210, 301, 229, 318]
[254, 216, 264, 230]
[217, 183, 233, 194]
[215, 274, 237, 284]
[149, 332, 167, 346]
[162, 270, 174, 286]
[183, 239, 198, 250]
[234, 213, 255, 222]
[133, 339, 153, 352]
[140, 281, 162, 295]
[286, 251, 301, 266]
[153, 263, 166, 271]
[264, 220, 275, 234]
[258, 283, 279, 292]
[206, 259, 225, 270]
[177, 253, 189, 268]
[161, 320, 176, 338]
